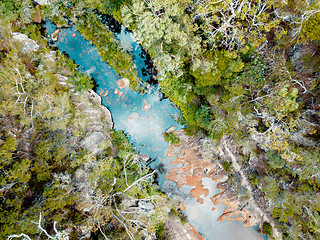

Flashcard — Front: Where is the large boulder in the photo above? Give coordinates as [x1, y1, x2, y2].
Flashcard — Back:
[82, 131, 107, 156]
[12, 33, 39, 54]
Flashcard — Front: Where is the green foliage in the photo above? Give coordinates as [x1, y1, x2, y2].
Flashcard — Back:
[169, 207, 187, 224]
[163, 131, 180, 145]
[263, 222, 273, 236]
[222, 161, 232, 172]
[0, 15, 168, 239]
[194, 105, 213, 130]
[155, 224, 166, 240]
[236, 54, 268, 89]
[265, 150, 286, 169]
[261, 176, 280, 199]
[118, 0, 320, 238]
[266, 85, 299, 118]
[2, 0, 320, 239]
[272, 193, 298, 224]
[301, 12, 320, 41]
[111, 130, 133, 152]
[69, 72, 94, 92]
[192, 51, 244, 87]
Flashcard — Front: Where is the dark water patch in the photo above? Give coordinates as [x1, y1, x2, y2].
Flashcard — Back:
[44, 20, 267, 240]
[96, 11, 122, 34]
[44, 20, 184, 186]
[96, 12, 158, 85]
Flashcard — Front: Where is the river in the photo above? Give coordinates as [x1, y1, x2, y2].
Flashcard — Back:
[45, 20, 266, 240]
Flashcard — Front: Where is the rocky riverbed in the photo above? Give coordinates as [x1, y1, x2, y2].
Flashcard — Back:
[164, 130, 266, 239]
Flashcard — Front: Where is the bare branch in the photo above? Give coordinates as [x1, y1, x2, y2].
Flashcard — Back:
[123, 170, 155, 193]
[7, 233, 32, 240]
[30, 213, 56, 239]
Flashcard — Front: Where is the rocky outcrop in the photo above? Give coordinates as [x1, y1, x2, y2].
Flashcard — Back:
[42, 51, 56, 68]
[122, 199, 155, 215]
[165, 130, 266, 231]
[116, 77, 130, 89]
[12, 33, 39, 54]
[165, 126, 177, 133]
[33, 0, 52, 5]
[142, 99, 151, 111]
[80, 90, 114, 155]
[164, 215, 205, 240]
[220, 136, 281, 239]
[50, 29, 60, 42]
[54, 58, 114, 156]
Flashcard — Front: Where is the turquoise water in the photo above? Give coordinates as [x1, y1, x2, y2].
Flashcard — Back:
[45, 22, 183, 185]
[45, 21, 268, 240]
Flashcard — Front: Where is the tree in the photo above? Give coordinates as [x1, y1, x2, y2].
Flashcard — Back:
[193, 0, 279, 49]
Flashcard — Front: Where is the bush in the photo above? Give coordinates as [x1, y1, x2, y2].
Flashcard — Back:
[262, 222, 273, 236]
[69, 72, 94, 92]
[163, 132, 180, 145]
[155, 224, 166, 240]
[301, 12, 320, 41]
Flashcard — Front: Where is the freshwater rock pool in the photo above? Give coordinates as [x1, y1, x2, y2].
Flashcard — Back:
[45, 21, 266, 240]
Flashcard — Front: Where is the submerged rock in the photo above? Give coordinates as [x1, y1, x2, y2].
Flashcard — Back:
[128, 112, 139, 121]
[50, 29, 60, 42]
[142, 99, 151, 111]
[165, 126, 177, 133]
[117, 77, 130, 89]
[102, 89, 109, 97]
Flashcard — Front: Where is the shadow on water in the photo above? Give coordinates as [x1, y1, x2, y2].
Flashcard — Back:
[94, 10, 122, 34]
[97, 11, 158, 86]
[43, 20, 184, 182]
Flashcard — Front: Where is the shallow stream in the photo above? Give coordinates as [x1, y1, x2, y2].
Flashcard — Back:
[45, 20, 266, 240]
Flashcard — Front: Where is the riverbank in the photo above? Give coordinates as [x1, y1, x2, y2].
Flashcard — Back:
[45, 16, 267, 240]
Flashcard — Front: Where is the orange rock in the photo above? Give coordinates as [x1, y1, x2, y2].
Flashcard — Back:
[142, 99, 151, 111]
[32, 12, 42, 23]
[186, 223, 206, 240]
[102, 90, 109, 97]
[165, 130, 258, 229]
[190, 186, 209, 204]
[116, 78, 130, 89]
[179, 202, 185, 211]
